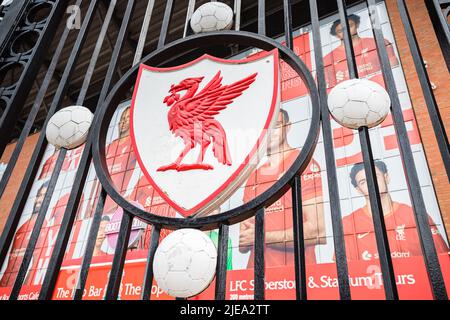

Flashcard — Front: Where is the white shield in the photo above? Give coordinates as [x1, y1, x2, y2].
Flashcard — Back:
[130, 49, 280, 217]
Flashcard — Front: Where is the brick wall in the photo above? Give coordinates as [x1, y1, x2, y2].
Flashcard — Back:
[386, 0, 450, 239]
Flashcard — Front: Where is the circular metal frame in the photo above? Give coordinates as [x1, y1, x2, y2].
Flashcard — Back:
[92, 31, 321, 230]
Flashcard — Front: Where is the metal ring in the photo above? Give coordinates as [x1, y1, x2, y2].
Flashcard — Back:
[92, 30, 321, 230]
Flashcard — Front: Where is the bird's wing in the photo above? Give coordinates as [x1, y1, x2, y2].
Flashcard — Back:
[180, 72, 258, 123]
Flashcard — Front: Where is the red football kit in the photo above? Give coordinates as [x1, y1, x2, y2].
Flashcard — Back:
[243, 149, 323, 268]
[323, 37, 397, 90]
[341, 202, 448, 261]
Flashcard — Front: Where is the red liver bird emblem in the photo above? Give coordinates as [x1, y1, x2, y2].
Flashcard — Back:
[157, 71, 257, 172]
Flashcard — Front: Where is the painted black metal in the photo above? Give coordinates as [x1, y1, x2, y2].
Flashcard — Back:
[358, 127, 398, 299]
[214, 224, 229, 300]
[0, 0, 100, 274]
[336, 0, 358, 78]
[73, 188, 106, 300]
[254, 207, 265, 300]
[91, 31, 321, 231]
[9, 148, 67, 300]
[367, 0, 448, 300]
[291, 175, 307, 300]
[337, 0, 398, 300]
[0, 0, 69, 157]
[0, 0, 83, 200]
[425, 0, 450, 72]
[309, 0, 351, 300]
[104, 211, 133, 300]
[283, 0, 293, 49]
[39, 0, 136, 300]
[398, 0, 450, 181]
[141, 226, 161, 300]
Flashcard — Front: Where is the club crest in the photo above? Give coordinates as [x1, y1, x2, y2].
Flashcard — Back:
[130, 49, 280, 217]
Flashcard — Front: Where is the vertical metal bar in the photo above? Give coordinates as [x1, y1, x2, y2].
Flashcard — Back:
[336, 0, 398, 300]
[141, 226, 161, 300]
[158, 0, 175, 49]
[258, 0, 266, 36]
[214, 224, 229, 300]
[309, 0, 351, 300]
[358, 127, 398, 300]
[291, 176, 307, 300]
[254, 208, 265, 300]
[39, 0, 136, 300]
[183, 0, 196, 38]
[283, 0, 307, 300]
[133, 0, 155, 66]
[367, 0, 447, 300]
[8, 148, 67, 300]
[397, 0, 450, 180]
[0, 0, 34, 57]
[0, 0, 100, 276]
[234, 0, 241, 31]
[0, 0, 83, 199]
[104, 211, 133, 300]
[73, 189, 106, 300]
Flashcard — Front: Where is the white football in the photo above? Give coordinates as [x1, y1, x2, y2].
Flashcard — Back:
[46, 105, 93, 149]
[153, 228, 217, 298]
[190, 2, 234, 34]
[327, 79, 391, 129]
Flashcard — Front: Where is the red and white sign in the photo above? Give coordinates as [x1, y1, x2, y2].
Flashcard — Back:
[130, 50, 281, 217]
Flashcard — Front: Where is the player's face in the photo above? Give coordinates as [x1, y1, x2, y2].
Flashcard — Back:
[33, 186, 48, 214]
[119, 108, 130, 137]
[334, 20, 359, 40]
[267, 112, 287, 153]
[354, 166, 389, 197]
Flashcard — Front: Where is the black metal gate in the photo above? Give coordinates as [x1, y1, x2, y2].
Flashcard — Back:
[0, 0, 448, 301]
